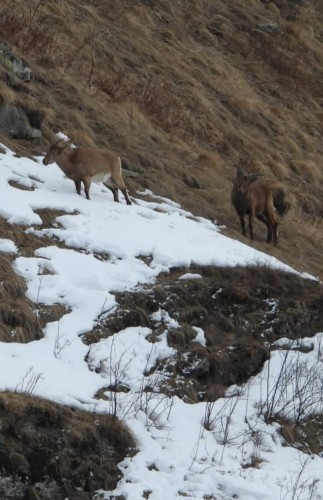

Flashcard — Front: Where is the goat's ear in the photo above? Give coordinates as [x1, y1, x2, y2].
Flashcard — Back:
[236, 166, 246, 179]
[54, 139, 69, 151]
[246, 173, 258, 186]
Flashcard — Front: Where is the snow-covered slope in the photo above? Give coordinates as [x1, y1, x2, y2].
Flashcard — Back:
[0, 144, 322, 499]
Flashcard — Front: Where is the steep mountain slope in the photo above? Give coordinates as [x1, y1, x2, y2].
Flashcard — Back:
[0, 148, 322, 499]
[1, 2, 323, 497]
[0, 0, 323, 278]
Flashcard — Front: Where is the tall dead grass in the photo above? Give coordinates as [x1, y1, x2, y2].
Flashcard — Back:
[0, 255, 42, 342]
[0, 0, 323, 277]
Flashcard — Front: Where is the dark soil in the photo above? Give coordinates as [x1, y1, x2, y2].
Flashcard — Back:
[84, 265, 323, 402]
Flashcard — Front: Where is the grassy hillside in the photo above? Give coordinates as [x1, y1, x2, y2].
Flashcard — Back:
[1, 0, 323, 278]
[1, 3, 323, 495]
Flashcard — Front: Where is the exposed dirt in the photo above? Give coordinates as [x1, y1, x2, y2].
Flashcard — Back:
[84, 265, 323, 402]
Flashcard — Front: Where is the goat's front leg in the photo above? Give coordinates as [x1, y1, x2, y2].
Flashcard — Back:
[74, 180, 81, 195]
[83, 177, 91, 200]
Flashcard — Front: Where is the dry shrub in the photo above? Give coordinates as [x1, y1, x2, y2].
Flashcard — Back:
[0, 298, 43, 343]
[0, 392, 135, 496]
[0, 213, 72, 343]
[0, 0, 322, 280]
[0, 250, 66, 343]
[1, 273, 27, 298]
[35, 303, 67, 329]
[34, 208, 73, 227]
[280, 136, 302, 156]
[0, 83, 15, 105]
[8, 179, 35, 191]
[278, 415, 323, 455]
[229, 96, 259, 121]
[66, 128, 96, 147]
[269, 160, 290, 179]
[291, 159, 323, 184]
[66, 109, 95, 136]
[197, 150, 224, 172]
[0, 1, 59, 56]
[94, 70, 187, 134]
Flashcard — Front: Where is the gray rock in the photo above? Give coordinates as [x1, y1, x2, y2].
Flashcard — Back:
[257, 23, 280, 33]
[0, 475, 26, 499]
[0, 104, 42, 140]
[0, 41, 32, 81]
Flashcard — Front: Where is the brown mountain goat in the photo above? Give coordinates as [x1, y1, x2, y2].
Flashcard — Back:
[231, 166, 290, 245]
[43, 139, 131, 205]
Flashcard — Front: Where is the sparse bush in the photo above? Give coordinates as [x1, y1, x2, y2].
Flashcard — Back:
[0, 392, 135, 496]
[260, 348, 323, 424]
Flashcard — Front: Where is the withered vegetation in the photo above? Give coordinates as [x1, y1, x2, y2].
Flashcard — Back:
[0, 0, 322, 278]
[85, 265, 323, 403]
[0, 0, 323, 484]
[0, 392, 135, 499]
[0, 212, 69, 343]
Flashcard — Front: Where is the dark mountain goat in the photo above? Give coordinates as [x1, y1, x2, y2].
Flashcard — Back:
[43, 139, 132, 205]
[231, 166, 290, 245]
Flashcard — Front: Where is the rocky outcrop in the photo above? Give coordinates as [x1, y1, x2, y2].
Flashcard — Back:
[0, 104, 42, 140]
[0, 42, 42, 139]
[0, 41, 32, 82]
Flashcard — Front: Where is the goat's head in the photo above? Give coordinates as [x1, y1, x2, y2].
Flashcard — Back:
[233, 166, 259, 193]
[43, 139, 69, 165]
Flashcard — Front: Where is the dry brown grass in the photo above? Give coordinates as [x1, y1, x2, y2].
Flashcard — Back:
[278, 414, 323, 456]
[0, 392, 135, 497]
[86, 264, 323, 403]
[0, 83, 15, 105]
[0, 254, 43, 342]
[0, 0, 322, 278]
[0, 212, 71, 343]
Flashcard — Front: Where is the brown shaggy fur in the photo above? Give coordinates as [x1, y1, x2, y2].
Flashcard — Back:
[231, 167, 290, 245]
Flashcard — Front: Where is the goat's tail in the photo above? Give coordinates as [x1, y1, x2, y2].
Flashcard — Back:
[121, 158, 139, 178]
[272, 186, 290, 216]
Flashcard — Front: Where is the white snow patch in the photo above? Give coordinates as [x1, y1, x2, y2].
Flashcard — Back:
[0, 144, 322, 500]
[179, 272, 202, 280]
[0, 239, 17, 254]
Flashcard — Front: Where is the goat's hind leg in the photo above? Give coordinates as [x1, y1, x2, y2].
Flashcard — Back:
[248, 212, 255, 240]
[264, 209, 278, 245]
[256, 214, 272, 243]
[121, 187, 131, 205]
[239, 214, 247, 237]
[111, 177, 132, 205]
[103, 181, 119, 203]
[83, 176, 91, 200]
